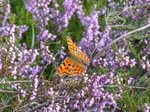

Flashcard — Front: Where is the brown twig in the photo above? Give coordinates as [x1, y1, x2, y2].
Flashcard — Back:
[0, 90, 17, 93]
[27, 102, 50, 112]
[0, 80, 50, 84]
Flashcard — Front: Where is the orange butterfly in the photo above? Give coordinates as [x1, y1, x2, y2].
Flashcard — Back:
[57, 36, 90, 77]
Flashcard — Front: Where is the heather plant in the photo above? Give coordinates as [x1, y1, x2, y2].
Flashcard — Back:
[0, 0, 150, 112]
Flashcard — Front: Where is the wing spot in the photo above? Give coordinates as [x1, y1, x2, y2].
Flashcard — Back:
[65, 67, 68, 69]
[63, 62, 66, 66]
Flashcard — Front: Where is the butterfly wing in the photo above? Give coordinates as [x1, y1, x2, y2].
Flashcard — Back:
[66, 36, 90, 64]
[57, 57, 72, 77]
[57, 57, 86, 77]
[71, 62, 86, 76]
[66, 36, 80, 53]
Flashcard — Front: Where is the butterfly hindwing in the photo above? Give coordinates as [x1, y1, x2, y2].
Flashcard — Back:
[71, 63, 86, 75]
[57, 57, 72, 77]
[57, 57, 86, 76]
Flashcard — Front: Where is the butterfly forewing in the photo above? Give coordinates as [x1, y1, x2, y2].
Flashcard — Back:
[66, 36, 90, 64]
[66, 36, 79, 53]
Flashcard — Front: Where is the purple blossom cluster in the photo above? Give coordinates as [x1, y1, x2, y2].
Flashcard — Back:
[77, 5, 102, 55]
[25, 0, 57, 41]
[0, 24, 39, 79]
[0, 0, 54, 90]
[93, 41, 137, 79]
[25, 0, 51, 30]
[138, 103, 150, 112]
[39, 75, 117, 111]
[142, 103, 150, 112]
[40, 42, 55, 64]
[0, 0, 10, 26]
[122, 1, 150, 24]
[11, 83, 26, 97]
[0, 0, 28, 39]
[139, 39, 150, 74]
[67, 75, 117, 111]
[54, 0, 82, 31]
[88, 0, 149, 82]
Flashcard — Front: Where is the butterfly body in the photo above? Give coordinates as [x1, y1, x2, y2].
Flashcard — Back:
[57, 37, 90, 77]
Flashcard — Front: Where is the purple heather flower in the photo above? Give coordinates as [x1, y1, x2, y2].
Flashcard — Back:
[11, 66, 17, 76]
[47, 88, 55, 96]
[120, 61, 125, 67]
[25, 0, 58, 41]
[33, 75, 39, 89]
[37, 30, 52, 41]
[51, 35, 57, 41]
[137, 107, 141, 111]
[127, 77, 134, 85]
[124, 56, 129, 65]
[130, 59, 136, 67]
[92, 59, 98, 66]
[17, 25, 28, 38]
[25, 0, 51, 29]
[108, 2, 116, 8]
[134, 1, 139, 4]
[1, 2, 10, 26]
[147, 15, 150, 24]
[141, 61, 146, 69]
[60, 55, 65, 59]
[142, 56, 147, 60]
[58, 49, 67, 59]
[100, 7, 107, 15]
[30, 95, 36, 100]
[143, 103, 150, 112]
[146, 0, 150, 2]
[97, 26, 111, 49]
[146, 71, 150, 76]
[54, 0, 81, 31]
[110, 72, 114, 78]
[40, 42, 55, 64]
[107, 0, 112, 2]
[31, 65, 41, 76]
[78, 7, 101, 56]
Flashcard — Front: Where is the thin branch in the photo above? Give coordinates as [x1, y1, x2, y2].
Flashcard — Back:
[111, 25, 134, 29]
[0, 90, 17, 93]
[106, 3, 150, 25]
[113, 3, 149, 20]
[0, 80, 50, 84]
[27, 102, 50, 112]
[93, 24, 150, 60]
[103, 85, 146, 89]
[38, 63, 49, 79]
[0, 80, 32, 84]
[0, 105, 11, 110]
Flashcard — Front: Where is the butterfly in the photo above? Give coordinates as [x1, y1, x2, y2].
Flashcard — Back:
[57, 36, 90, 77]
